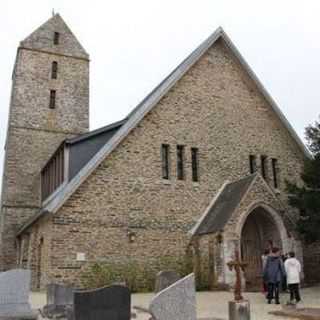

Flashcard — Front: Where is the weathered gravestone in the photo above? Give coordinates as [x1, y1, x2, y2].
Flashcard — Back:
[70, 285, 131, 320]
[47, 284, 74, 306]
[149, 273, 196, 320]
[154, 270, 180, 293]
[0, 269, 37, 319]
[43, 284, 74, 318]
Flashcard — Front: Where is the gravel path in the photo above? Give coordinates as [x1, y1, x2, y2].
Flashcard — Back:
[30, 286, 320, 320]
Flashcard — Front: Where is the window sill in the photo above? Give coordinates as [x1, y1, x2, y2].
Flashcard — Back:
[162, 179, 171, 185]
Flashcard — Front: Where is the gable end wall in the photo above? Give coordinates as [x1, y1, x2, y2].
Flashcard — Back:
[27, 39, 306, 287]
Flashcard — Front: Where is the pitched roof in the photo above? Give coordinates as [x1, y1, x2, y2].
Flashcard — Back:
[20, 13, 89, 60]
[189, 174, 257, 236]
[17, 27, 310, 235]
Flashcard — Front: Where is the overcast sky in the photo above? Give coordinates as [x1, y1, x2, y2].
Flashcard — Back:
[1, 0, 319, 189]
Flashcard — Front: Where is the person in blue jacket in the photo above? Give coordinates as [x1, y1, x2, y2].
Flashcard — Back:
[263, 247, 286, 304]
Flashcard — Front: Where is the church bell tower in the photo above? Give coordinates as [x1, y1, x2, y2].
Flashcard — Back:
[0, 14, 89, 269]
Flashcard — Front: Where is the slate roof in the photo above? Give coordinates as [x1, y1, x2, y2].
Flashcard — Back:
[17, 27, 310, 236]
[190, 174, 257, 236]
[66, 119, 126, 180]
[66, 119, 127, 145]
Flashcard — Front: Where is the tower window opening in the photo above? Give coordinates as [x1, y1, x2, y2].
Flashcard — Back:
[49, 90, 56, 109]
[51, 61, 58, 79]
[53, 32, 60, 45]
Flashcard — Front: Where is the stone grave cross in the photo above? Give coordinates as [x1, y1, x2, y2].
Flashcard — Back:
[227, 249, 248, 301]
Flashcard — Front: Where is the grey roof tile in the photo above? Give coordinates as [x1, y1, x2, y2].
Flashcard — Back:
[192, 174, 257, 236]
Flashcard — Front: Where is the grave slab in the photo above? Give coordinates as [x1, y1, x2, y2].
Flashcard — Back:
[154, 270, 180, 293]
[149, 273, 196, 320]
[71, 285, 131, 320]
[43, 284, 74, 318]
[0, 269, 37, 319]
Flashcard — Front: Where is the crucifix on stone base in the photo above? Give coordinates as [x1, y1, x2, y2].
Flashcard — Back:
[227, 249, 248, 301]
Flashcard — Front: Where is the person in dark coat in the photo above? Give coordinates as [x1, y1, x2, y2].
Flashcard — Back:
[263, 247, 286, 304]
[261, 248, 270, 294]
[281, 252, 289, 292]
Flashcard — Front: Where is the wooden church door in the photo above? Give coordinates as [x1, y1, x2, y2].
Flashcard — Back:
[241, 218, 263, 290]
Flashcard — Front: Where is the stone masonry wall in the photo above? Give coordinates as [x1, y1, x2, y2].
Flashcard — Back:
[31, 38, 305, 287]
[9, 48, 89, 133]
[26, 215, 52, 289]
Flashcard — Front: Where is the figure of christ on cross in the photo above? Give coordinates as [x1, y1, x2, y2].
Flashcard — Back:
[227, 249, 248, 301]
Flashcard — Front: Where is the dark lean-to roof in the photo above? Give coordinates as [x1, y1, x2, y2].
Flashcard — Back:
[66, 119, 126, 180]
[17, 27, 310, 236]
[190, 174, 257, 236]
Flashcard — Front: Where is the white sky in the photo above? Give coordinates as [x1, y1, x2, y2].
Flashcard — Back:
[0, 0, 320, 190]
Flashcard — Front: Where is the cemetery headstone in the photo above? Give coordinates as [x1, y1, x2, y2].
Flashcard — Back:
[0, 269, 37, 319]
[154, 270, 180, 293]
[71, 285, 131, 320]
[47, 283, 74, 306]
[43, 284, 74, 318]
[149, 273, 196, 320]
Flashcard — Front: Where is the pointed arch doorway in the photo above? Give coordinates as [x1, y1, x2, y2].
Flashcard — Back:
[240, 206, 283, 291]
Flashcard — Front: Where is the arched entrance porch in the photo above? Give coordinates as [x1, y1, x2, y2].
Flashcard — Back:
[240, 205, 284, 290]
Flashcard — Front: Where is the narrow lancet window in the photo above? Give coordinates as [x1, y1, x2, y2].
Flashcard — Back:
[249, 155, 257, 174]
[161, 144, 170, 179]
[54, 32, 60, 45]
[49, 90, 56, 109]
[261, 155, 267, 180]
[177, 145, 185, 180]
[191, 148, 199, 182]
[272, 158, 279, 188]
[51, 61, 58, 79]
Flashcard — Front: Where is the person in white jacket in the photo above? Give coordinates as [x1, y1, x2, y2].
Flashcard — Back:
[284, 251, 301, 303]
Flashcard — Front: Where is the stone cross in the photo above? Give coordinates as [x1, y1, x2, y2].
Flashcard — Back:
[227, 249, 248, 301]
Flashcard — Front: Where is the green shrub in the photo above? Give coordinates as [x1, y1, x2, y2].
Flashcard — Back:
[80, 254, 193, 293]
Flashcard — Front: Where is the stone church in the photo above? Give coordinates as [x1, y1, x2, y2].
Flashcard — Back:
[0, 14, 310, 290]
